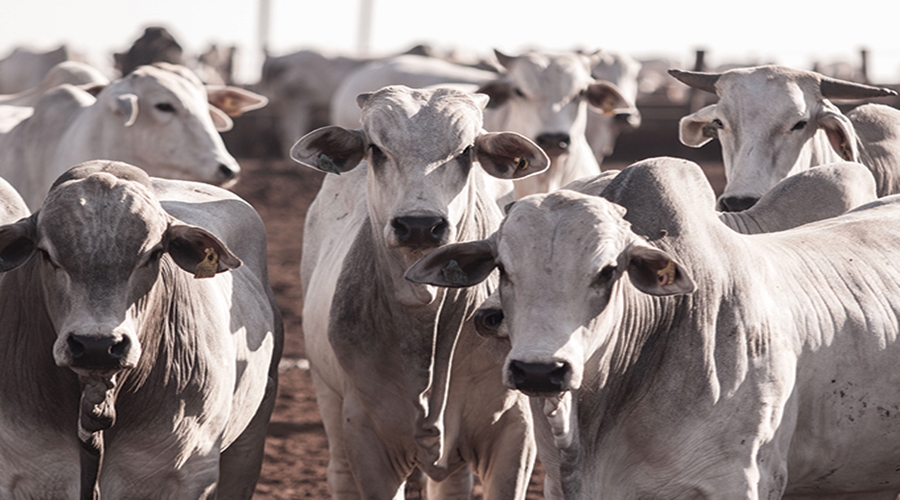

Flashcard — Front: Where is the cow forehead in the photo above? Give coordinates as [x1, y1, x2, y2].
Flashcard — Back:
[718, 67, 818, 110]
[360, 86, 483, 160]
[499, 191, 632, 272]
[510, 53, 594, 100]
[128, 64, 205, 105]
[39, 174, 167, 262]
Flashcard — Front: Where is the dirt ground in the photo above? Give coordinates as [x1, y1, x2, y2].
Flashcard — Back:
[231, 158, 725, 499]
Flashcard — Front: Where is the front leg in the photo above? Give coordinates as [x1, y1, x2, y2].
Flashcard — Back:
[342, 390, 415, 500]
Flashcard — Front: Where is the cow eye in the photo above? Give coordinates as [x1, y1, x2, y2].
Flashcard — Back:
[39, 248, 59, 269]
[144, 248, 165, 267]
[154, 102, 176, 113]
[513, 88, 526, 98]
[791, 120, 808, 131]
[712, 118, 724, 129]
[457, 146, 472, 162]
[592, 264, 617, 288]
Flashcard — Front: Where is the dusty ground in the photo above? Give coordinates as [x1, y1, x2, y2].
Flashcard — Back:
[231, 158, 725, 499]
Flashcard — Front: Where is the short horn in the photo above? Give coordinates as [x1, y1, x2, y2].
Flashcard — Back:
[818, 76, 898, 100]
[668, 69, 721, 94]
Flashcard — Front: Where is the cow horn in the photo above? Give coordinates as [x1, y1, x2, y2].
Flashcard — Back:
[818, 76, 898, 100]
[668, 69, 721, 94]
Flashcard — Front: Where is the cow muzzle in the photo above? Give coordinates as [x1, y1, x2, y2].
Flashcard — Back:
[717, 195, 759, 212]
[535, 132, 571, 156]
[60, 332, 139, 371]
[507, 359, 572, 396]
[390, 215, 449, 249]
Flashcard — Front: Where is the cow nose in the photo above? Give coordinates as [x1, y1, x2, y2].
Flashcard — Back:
[474, 307, 504, 338]
[535, 133, 571, 155]
[67, 335, 132, 369]
[509, 360, 570, 394]
[718, 195, 759, 212]
[391, 216, 448, 248]
[218, 163, 239, 180]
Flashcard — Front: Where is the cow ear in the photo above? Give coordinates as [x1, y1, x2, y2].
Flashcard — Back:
[112, 93, 139, 127]
[290, 126, 367, 174]
[208, 105, 234, 132]
[405, 239, 497, 288]
[817, 101, 859, 162]
[585, 81, 628, 116]
[475, 132, 550, 180]
[165, 222, 242, 279]
[0, 217, 37, 273]
[625, 243, 694, 296]
[678, 104, 718, 147]
[476, 80, 513, 109]
[206, 85, 268, 118]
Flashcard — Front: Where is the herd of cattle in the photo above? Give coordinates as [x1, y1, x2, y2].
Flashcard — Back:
[3, 30, 900, 500]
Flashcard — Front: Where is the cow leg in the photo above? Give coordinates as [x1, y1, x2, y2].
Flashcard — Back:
[311, 370, 362, 500]
[341, 390, 410, 500]
[217, 374, 278, 500]
[425, 466, 473, 500]
[472, 403, 536, 500]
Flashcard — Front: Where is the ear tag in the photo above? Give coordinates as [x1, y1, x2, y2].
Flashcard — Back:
[840, 141, 853, 161]
[317, 153, 342, 175]
[602, 96, 617, 116]
[656, 260, 676, 286]
[441, 259, 469, 286]
[194, 247, 219, 279]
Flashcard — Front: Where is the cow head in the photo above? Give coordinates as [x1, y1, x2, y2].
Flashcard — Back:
[0, 161, 241, 377]
[407, 190, 694, 397]
[96, 63, 250, 187]
[291, 85, 549, 306]
[671, 65, 897, 211]
[477, 50, 630, 159]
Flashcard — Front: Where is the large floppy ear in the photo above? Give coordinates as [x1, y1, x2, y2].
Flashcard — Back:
[206, 85, 268, 117]
[476, 79, 514, 109]
[625, 243, 694, 296]
[586, 81, 629, 116]
[475, 132, 550, 180]
[111, 93, 139, 127]
[816, 101, 859, 162]
[405, 239, 497, 288]
[290, 126, 367, 174]
[0, 216, 37, 273]
[678, 104, 719, 147]
[165, 222, 242, 279]
[208, 105, 234, 132]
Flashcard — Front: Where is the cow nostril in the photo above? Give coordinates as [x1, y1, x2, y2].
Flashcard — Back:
[431, 220, 448, 239]
[68, 336, 85, 359]
[218, 163, 238, 179]
[391, 219, 410, 239]
[110, 336, 130, 359]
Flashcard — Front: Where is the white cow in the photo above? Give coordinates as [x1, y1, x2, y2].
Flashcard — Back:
[0, 160, 282, 498]
[0, 45, 71, 94]
[584, 50, 642, 164]
[295, 85, 548, 498]
[671, 65, 899, 210]
[409, 156, 900, 499]
[0, 60, 110, 107]
[330, 51, 631, 198]
[0, 63, 265, 210]
[259, 49, 374, 156]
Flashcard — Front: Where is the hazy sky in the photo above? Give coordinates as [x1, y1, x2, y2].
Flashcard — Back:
[3, 0, 900, 83]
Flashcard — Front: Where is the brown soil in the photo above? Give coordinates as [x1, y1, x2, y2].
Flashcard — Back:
[231, 158, 724, 499]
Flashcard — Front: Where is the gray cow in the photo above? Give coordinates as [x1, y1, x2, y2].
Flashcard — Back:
[295, 85, 548, 498]
[409, 157, 900, 499]
[0, 161, 283, 499]
[671, 65, 898, 210]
